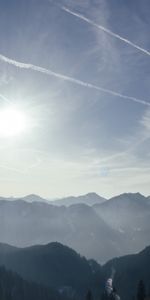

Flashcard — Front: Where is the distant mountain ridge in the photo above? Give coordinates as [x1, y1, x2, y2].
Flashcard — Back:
[0, 200, 120, 262]
[21, 194, 49, 203]
[93, 192, 150, 254]
[0, 192, 149, 262]
[0, 194, 49, 203]
[0, 192, 148, 207]
[0, 192, 106, 206]
[51, 193, 106, 206]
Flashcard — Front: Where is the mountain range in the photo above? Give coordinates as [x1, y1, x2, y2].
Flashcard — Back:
[0, 242, 150, 300]
[0, 192, 149, 262]
[93, 192, 150, 254]
[0, 199, 121, 262]
[50, 193, 106, 206]
[0, 194, 49, 203]
[0, 192, 106, 206]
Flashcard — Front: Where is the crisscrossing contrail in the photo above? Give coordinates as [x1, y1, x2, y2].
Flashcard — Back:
[61, 6, 150, 57]
[0, 53, 150, 106]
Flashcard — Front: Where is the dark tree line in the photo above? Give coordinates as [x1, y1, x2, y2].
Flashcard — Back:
[137, 280, 147, 300]
[0, 265, 150, 300]
[85, 280, 150, 300]
[0, 266, 63, 300]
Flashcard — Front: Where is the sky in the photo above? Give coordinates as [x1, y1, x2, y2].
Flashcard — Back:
[0, 0, 150, 199]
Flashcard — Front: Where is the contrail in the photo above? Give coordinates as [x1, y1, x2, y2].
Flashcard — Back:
[0, 94, 12, 104]
[0, 53, 150, 106]
[0, 164, 26, 174]
[61, 6, 150, 57]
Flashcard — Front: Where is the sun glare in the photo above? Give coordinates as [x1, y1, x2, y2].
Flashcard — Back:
[0, 107, 27, 137]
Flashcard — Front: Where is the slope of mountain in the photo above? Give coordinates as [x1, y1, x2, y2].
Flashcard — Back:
[0, 200, 121, 263]
[0, 193, 105, 206]
[0, 266, 64, 300]
[0, 194, 49, 203]
[102, 245, 150, 300]
[94, 192, 149, 228]
[51, 193, 106, 206]
[0, 242, 150, 300]
[64, 203, 122, 261]
[0, 192, 150, 262]
[21, 194, 49, 203]
[0, 242, 100, 297]
[93, 193, 150, 254]
[0, 196, 16, 201]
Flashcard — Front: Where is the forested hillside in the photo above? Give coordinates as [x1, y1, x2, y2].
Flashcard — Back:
[0, 266, 65, 300]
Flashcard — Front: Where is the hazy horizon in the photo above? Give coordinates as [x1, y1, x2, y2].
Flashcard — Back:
[0, 190, 149, 201]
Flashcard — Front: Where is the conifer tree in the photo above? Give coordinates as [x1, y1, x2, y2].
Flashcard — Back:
[137, 280, 146, 300]
[86, 290, 93, 300]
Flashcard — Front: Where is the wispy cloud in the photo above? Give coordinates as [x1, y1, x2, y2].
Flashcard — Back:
[0, 53, 150, 106]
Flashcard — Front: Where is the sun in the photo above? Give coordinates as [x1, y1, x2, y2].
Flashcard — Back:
[0, 107, 27, 137]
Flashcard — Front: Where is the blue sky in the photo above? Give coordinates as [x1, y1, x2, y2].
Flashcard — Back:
[0, 0, 150, 198]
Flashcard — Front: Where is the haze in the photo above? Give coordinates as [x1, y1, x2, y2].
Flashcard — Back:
[0, 0, 150, 198]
